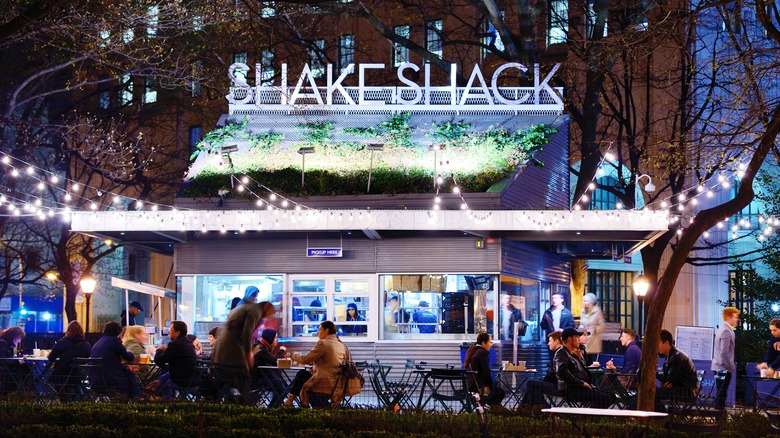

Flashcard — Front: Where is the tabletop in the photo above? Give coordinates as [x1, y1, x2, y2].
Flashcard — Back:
[543, 407, 668, 418]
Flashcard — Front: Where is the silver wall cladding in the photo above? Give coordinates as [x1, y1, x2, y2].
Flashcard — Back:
[501, 116, 570, 209]
[175, 236, 500, 275]
[501, 240, 570, 284]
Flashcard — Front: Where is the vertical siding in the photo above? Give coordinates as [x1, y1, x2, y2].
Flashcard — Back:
[501, 240, 570, 283]
[501, 117, 570, 209]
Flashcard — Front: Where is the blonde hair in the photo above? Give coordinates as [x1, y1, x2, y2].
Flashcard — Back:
[122, 325, 146, 344]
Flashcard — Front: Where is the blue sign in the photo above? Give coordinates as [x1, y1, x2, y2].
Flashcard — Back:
[307, 248, 342, 257]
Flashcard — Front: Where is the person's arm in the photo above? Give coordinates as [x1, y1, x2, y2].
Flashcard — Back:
[290, 339, 327, 365]
[475, 350, 491, 387]
[554, 351, 585, 386]
[116, 339, 135, 362]
[623, 346, 641, 374]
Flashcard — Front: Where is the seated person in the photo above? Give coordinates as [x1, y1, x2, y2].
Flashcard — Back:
[606, 328, 641, 374]
[578, 331, 600, 368]
[412, 301, 438, 334]
[154, 320, 197, 399]
[341, 303, 366, 335]
[48, 321, 92, 400]
[122, 325, 155, 383]
[251, 329, 287, 407]
[289, 321, 348, 408]
[554, 328, 615, 409]
[90, 321, 140, 398]
[0, 326, 29, 395]
[464, 333, 505, 406]
[522, 331, 563, 406]
[655, 329, 698, 411]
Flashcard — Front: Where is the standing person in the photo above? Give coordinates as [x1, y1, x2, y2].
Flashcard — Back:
[412, 301, 438, 334]
[579, 293, 606, 363]
[464, 333, 505, 406]
[289, 321, 348, 408]
[48, 321, 91, 400]
[212, 301, 275, 400]
[237, 285, 260, 307]
[712, 307, 739, 410]
[540, 293, 575, 336]
[757, 318, 780, 376]
[501, 294, 524, 341]
[656, 329, 698, 411]
[121, 301, 144, 327]
[89, 321, 140, 398]
[384, 295, 408, 334]
[553, 328, 615, 409]
[154, 320, 197, 399]
[342, 303, 366, 335]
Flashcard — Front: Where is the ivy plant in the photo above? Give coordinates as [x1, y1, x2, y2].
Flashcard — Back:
[190, 116, 285, 159]
[297, 121, 334, 148]
[344, 112, 414, 147]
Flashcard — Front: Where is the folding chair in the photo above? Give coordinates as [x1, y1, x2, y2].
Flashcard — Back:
[171, 363, 210, 402]
[423, 368, 472, 413]
[366, 363, 406, 411]
[72, 357, 115, 402]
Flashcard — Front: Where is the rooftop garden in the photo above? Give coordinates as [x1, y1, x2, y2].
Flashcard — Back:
[181, 114, 557, 198]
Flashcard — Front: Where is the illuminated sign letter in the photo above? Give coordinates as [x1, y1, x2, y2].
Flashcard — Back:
[289, 64, 324, 106]
[396, 63, 422, 105]
[459, 64, 493, 105]
[490, 63, 529, 105]
[327, 64, 356, 105]
[358, 63, 386, 105]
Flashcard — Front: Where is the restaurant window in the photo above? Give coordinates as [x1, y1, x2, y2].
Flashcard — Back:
[339, 34, 354, 72]
[728, 269, 755, 330]
[379, 274, 497, 340]
[585, 270, 635, 332]
[178, 274, 284, 337]
[547, 0, 568, 46]
[289, 276, 370, 338]
[590, 176, 619, 210]
[426, 20, 443, 58]
[500, 275, 540, 342]
[393, 25, 410, 67]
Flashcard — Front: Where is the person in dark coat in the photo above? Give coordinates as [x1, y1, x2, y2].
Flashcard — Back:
[464, 333, 505, 406]
[655, 329, 698, 411]
[154, 320, 197, 398]
[0, 326, 27, 395]
[522, 331, 563, 406]
[48, 321, 91, 400]
[554, 328, 615, 409]
[251, 328, 287, 407]
[342, 302, 366, 335]
[89, 321, 140, 398]
[120, 301, 144, 327]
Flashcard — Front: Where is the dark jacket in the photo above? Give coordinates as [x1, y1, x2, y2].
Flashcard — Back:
[48, 335, 91, 380]
[253, 343, 283, 367]
[120, 312, 136, 327]
[658, 346, 698, 391]
[553, 346, 591, 392]
[90, 335, 135, 387]
[540, 307, 575, 334]
[543, 348, 561, 383]
[622, 341, 642, 374]
[467, 345, 493, 391]
[0, 339, 14, 358]
[763, 336, 780, 370]
[154, 336, 197, 387]
[342, 315, 366, 335]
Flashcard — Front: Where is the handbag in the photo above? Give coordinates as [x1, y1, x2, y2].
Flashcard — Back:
[341, 345, 364, 396]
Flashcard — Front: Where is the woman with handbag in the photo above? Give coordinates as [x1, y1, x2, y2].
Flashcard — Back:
[288, 321, 347, 408]
[464, 333, 505, 407]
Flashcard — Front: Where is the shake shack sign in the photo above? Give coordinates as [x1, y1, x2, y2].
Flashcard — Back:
[227, 62, 563, 111]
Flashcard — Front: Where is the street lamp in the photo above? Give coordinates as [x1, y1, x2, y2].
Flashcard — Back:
[635, 174, 656, 210]
[297, 147, 315, 187]
[366, 143, 383, 193]
[80, 273, 96, 334]
[633, 274, 649, 336]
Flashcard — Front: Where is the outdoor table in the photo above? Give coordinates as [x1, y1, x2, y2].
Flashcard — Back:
[543, 407, 667, 438]
[254, 365, 309, 406]
[0, 357, 33, 395]
[743, 375, 780, 413]
[493, 368, 544, 409]
[135, 362, 163, 388]
[23, 357, 55, 400]
[413, 368, 475, 412]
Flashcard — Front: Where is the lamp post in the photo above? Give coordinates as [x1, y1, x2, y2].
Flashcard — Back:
[366, 143, 383, 193]
[635, 174, 656, 209]
[80, 274, 96, 334]
[633, 274, 649, 337]
[297, 147, 315, 187]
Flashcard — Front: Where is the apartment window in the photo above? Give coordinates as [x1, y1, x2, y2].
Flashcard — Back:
[628, 1, 649, 32]
[339, 34, 354, 72]
[729, 178, 762, 229]
[99, 30, 110, 48]
[590, 176, 619, 210]
[189, 126, 203, 159]
[192, 15, 204, 31]
[122, 28, 135, 44]
[392, 25, 410, 67]
[547, 0, 568, 45]
[260, 49, 274, 84]
[425, 20, 443, 58]
[310, 39, 325, 78]
[585, 270, 637, 333]
[192, 62, 202, 97]
[261, 1, 276, 18]
[586, 1, 608, 39]
[143, 78, 157, 104]
[98, 91, 111, 109]
[146, 5, 159, 36]
[233, 52, 248, 82]
[728, 269, 755, 330]
[119, 74, 133, 105]
[482, 11, 505, 58]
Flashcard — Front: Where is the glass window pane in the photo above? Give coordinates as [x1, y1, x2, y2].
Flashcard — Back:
[335, 279, 368, 294]
[292, 279, 325, 293]
[291, 295, 326, 337]
[499, 275, 539, 341]
[334, 296, 369, 337]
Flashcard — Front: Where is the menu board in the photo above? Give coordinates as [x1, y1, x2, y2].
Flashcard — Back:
[675, 325, 715, 361]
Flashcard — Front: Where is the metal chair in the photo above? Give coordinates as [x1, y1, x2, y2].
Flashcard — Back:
[421, 368, 472, 413]
[366, 362, 406, 411]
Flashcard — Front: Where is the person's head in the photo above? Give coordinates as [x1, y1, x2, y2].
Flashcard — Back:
[502, 294, 512, 307]
[103, 321, 122, 338]
[169, 320, 188, 341]
[65, 321, 84, 340]
[418, 301, 429, 309]
[208, 327, 219, 346]
[259, 301, 276, 318]
[583, 293, 597, 310]
[347, 303, 358, 320]
[561, 328, 584, 351]
[243, 285, 260, 303]
[476, 332, 493, 349]
[547, 331, 562, 351]
[261, 328, 278, 346]
[387, 296, 399, 310]
[319, 321, 337, 339]
[292, 297, 301, 306]
[658, 329, 674, 356]
[122, 325, 148, 344]
[186, 334, 202, 353]
[551, 293, 564, 308]
[620, 328, 637, 347]
[722, 307, 740, 327]
[579, 331, 590, 346]
[770, 319, 780, 338]
[129, 301, 143, 316]
[1, 326, 25, 346]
